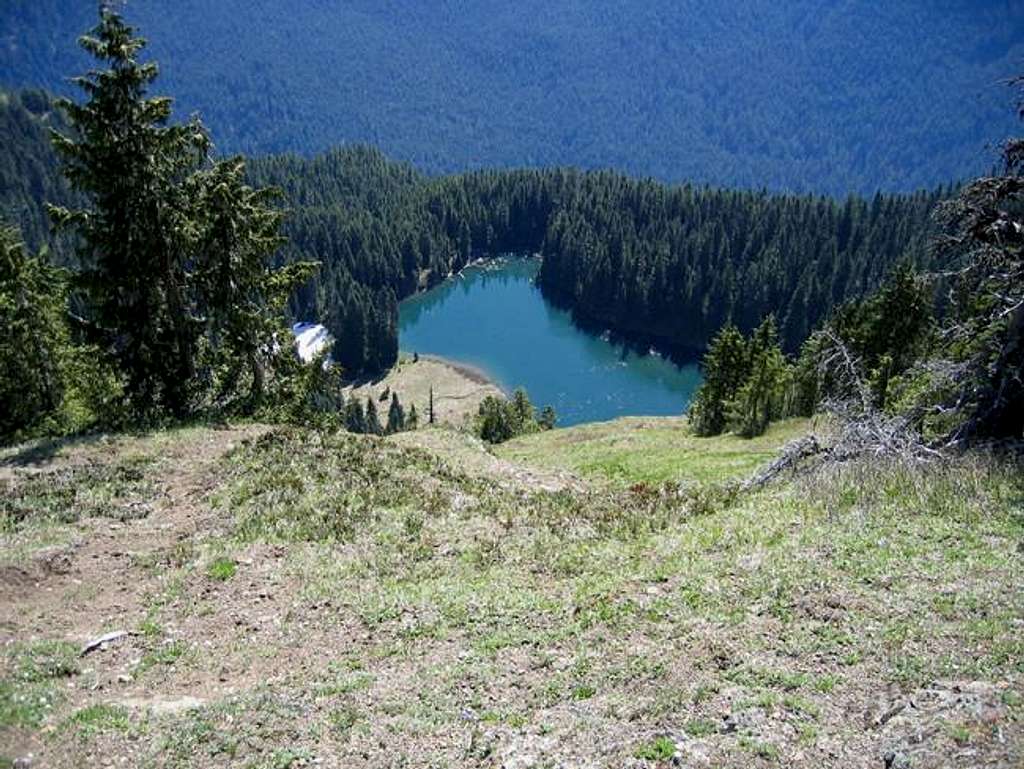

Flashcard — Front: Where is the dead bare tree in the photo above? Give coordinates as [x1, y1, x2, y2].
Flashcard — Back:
[745, 332, 941, 490]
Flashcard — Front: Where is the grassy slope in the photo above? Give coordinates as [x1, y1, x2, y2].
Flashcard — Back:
[0, 420, 1021, 768]
[497, 416, 814, 486]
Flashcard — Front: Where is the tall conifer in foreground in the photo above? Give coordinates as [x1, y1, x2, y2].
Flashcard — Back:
[48, 9, 315, 418]
[48, 10, 209, 416]
[190, 158, 316, 404]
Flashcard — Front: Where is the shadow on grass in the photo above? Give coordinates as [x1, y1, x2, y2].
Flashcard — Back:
[1, 412, 249, 470]
[0, 432, 113, 469]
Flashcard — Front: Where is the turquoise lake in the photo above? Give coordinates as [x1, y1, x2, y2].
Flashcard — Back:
[398, 258, 702, 426]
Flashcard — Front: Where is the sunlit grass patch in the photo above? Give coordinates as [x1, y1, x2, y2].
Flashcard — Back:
[634, 735, 675, 761]
[206, 557, 237, 582]
[63, 703, 133, 740]
[497, 416, 812, 486]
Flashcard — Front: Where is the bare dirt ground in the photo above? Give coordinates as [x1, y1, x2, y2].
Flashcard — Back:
[1, 425, 270, 761]
[1, 423, 1021, 768]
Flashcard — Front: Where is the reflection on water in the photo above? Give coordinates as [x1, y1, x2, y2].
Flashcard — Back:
[398, 257, 702, 426]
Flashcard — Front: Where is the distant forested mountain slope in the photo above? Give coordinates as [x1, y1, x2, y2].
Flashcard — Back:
[1, 1, 1021, 194]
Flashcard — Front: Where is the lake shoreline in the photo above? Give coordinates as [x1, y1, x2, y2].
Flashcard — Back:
[347, 355, 505, 427]
[416, 353, 504, 392]
[399, 257, 701, 425]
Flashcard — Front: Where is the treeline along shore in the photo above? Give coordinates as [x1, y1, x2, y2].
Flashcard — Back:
[4, 89, 946, 379]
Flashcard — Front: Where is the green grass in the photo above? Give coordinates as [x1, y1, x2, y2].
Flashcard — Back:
[684, 717, 718, 737]
[6, 640, 79, 683]
[0, 455, 157, 533]
[64, 703, 132, 739]
[3, 421, 1022, 767]
[206, 557, 237, 581]
[0, 640, 79, 729]
[137, 640, 190, 676]
[634, 736, 676, 760]
[497, 416, 812, 486]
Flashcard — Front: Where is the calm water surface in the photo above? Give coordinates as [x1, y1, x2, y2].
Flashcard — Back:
[398, 258, 701, 426]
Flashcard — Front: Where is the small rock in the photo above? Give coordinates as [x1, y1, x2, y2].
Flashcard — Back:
[119, 695, 206, 715]
[883, 750, 911, 769]
[81, 629, 130, 656]
[117, 673, 133, 684]
[13, 754, 33, 769]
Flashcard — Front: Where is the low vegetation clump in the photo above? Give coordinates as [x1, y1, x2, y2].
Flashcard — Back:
[475, 387, 556, 444]
[1, 641, 79, 732]
[216, 426, 719, 547]
[205, 557, 237, 582]
[0, 456, 157, 533]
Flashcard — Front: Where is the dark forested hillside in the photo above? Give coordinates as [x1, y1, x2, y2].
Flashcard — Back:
[2, 1, 1021, 195]
[249, 151, 945, 368]
[1, 88, 945, 376]
[0, 89, 76, 255]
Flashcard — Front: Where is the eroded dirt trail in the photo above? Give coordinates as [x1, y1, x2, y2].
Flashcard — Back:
[3, 426, 264, 634]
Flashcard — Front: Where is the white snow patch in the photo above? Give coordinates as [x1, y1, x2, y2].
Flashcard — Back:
[292, 322, 332, 364]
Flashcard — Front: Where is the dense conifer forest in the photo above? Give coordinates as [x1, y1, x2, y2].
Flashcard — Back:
[249, 153, 948, 368]
[2, 0, 1021, 194]
[3, 88, 945, 376]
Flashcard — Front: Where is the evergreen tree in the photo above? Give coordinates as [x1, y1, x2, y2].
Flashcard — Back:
[190, 158, 317, 406]
[791, 330, 830, 417]
[477, 395, 515, 444]
[0, 227, 68, 439]
[47, 9, 315, 418]
[538, 405, 557, 430]
[828, 264, 934, 408]
[386, 392, 405, 434]
[729, 341, 790, 437]
[344, 398, 366, 434]
[365, 396, 383, 435]
[407, 403, 419, 429]
[926, 77, 1024, 441]
[510, 388, 534, 432]
[688, 316, 792, 438]
[688, 323, 750, 436]
[475, 389, 555, 443]
[727, 316, 791, 438]
[0, 225, 118, 441]
[48, 10, 211, 417]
